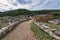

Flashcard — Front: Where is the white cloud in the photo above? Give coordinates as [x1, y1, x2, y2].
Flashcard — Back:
[0, 0, 60, 12]
[0, 0, 32, 11]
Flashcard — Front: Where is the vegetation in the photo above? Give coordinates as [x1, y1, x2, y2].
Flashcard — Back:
[53, 12, 60, 19]
[0, 9, 60, 18]
[31, 22, 55, 40]
[32, 10, 60, 19]
[0, 24, 7, 29]
[49, 24, 60, 30]
[0, 9, 32, 16]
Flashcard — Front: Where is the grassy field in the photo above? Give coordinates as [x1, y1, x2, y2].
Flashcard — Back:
[49, 24, 60, 30]
[31, 23, 55, 40]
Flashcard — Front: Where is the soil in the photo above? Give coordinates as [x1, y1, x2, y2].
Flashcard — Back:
[3, 20, 36, 40]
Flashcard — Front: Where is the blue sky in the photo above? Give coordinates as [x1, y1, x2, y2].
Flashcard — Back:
[0, 0, 60, 11]
[17, 0, 32, 4]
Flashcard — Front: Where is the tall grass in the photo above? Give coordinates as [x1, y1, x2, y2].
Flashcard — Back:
[31, 23, 55, 40]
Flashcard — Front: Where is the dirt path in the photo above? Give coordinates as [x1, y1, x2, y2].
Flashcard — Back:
[3, 20, 36, 40]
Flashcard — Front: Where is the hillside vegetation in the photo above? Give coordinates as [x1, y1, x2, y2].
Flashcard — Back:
[0, 9, 32, 16]
[0, 9, 60, 19]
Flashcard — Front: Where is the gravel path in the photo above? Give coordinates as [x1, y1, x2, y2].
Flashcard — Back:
[3, 20, 36, 40]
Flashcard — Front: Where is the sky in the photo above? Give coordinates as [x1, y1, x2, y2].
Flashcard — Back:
[0, 0, 60, 12]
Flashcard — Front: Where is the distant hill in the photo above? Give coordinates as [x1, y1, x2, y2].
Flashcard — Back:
[32, 10, 60, 19]
[0, 9, 32, 16]
[0, 9, 60, 19]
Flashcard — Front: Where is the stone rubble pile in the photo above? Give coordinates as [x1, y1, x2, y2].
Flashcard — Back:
[34, 22, 60, 40]
[0, 15, 30, 38]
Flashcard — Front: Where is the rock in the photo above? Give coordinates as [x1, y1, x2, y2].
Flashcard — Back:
[54, 31, 60, 36]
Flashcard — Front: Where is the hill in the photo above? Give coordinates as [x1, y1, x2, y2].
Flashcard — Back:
[0, 9, 32, 16]
[33, 10, 60, 19]
[0, 9, 60, 19]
